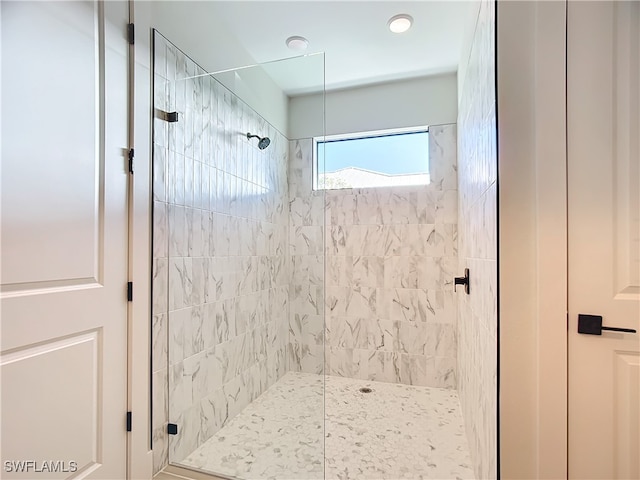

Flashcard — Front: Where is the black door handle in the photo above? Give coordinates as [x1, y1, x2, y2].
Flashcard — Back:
[454, 268, 470, 295]
[578, 314, 637, 335]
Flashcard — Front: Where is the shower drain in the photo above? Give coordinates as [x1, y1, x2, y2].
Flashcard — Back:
[359, 387, 373, 394]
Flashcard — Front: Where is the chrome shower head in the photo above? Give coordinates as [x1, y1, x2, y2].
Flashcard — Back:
[246, 133, 271, 150]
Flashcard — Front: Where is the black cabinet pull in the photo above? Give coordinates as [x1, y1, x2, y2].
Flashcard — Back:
[578, 314, 637, 335]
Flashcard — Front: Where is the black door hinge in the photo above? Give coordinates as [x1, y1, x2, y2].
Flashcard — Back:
[126, 412, 132, 432]
[127, 282, 133, 302]
[167, 423, 178, 435]
[127, 23, 135, 45]
[128, 149, 134, 174]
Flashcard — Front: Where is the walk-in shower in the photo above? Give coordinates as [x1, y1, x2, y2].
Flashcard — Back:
[151, 0, 498, 475]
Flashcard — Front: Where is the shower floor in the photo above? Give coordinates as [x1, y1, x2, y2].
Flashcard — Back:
[180, 372, 474, 480]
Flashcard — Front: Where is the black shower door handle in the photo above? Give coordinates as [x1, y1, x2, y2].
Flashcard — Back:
[454, 268, 470, 295]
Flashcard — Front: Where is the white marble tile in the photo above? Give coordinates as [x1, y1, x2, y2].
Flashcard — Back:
[367, 350, 400, 383]
[344, 286, 377, 318]
[366, 318, 397, 352]
[153, 202, 168, 259]
[290, 284, 323, 316]
[425, 288, 458, 324]
[429, 124, 458, 191]
[184, 155, 194, 207]
[152, 425, 168, 475]
[328, 347, 353, 378]
[397, 320, 427, 355]
[168, 308, 187, 365]
[426, 323, 457, 358]
[299, 344, 324, 374]
[383, 256, 425, 289]
[326, 255, 352, 287]
[152, 313, 168, 373]
[190, 257, 204, 307]
[173, 151, 186, 206]
[400, 353, 428, 386]
[326, 225, 348, 256]
[152, 368, 168, 430]
[168, 257, 192, 311]
[427, 356, 457, 389]
[435, 189, 458, 224]
[399, 224, 427, 256]
[153, 258, 168, 315]
[386, 288, 430, 323]
[422, 256, 448, 290]
[351, 256, 383, 287]
[168, 403, 199, 463]
[154, 147, 168, 202]
[326, 315, 347, 348]
[168, 204, 186, 257]
[191, 304, 206, 355]
[184, 350, 208, 403]
[168, 362, 187, 418]
[289, 225, 323, 255]
[351, 348, 370, 380]
[329, 193, 355, 225]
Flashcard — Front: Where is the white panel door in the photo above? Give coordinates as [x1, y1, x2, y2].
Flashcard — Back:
[1, 1, 129, 478]
[568, 2, 640, 479]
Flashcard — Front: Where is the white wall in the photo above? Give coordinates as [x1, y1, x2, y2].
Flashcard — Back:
[150, 1, 289, 134]
[497, 1, 568, 479]
[288, 73, 458, 139]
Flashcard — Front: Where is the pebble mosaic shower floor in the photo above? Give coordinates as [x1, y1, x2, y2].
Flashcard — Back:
[179, 372, 474, 480]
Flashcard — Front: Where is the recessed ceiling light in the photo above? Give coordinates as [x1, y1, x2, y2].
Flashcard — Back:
[388, 14, 413, 34]
[286, 36, 309, 51]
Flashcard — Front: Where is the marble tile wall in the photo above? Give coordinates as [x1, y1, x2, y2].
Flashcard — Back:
[151, 33, 290, 472]
[287, 140, 326, 374]
[456, 0, 498, 478]
[288, 124, 459, 388]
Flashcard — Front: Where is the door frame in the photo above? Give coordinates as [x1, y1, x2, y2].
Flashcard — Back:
[127, 0, 154, 478]
[497, 1, 568, 478]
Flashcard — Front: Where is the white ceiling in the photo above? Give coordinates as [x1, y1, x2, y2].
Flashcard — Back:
[209, 1, 472, 95]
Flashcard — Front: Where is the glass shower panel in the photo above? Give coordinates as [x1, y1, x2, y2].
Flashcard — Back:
[152, 30, 325, 480]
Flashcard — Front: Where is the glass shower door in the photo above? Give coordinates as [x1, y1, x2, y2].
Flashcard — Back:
[152, 30, 326, 480]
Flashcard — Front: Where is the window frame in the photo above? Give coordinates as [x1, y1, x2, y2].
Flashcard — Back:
[312, 125, 430, 191]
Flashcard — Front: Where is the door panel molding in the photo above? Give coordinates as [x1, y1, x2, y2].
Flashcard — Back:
[0, 0, 105, 292]
[614, 351, 639, 479]
[613, 1, 640, 299]
[1, 330, 103, 478]
[0, 279, 102, 298]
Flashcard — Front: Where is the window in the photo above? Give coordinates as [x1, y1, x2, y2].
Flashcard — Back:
[314, 127, 430, 190]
